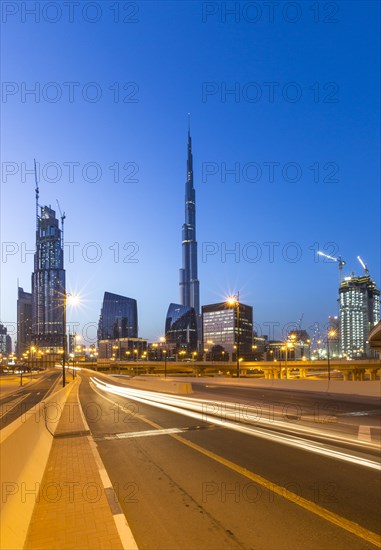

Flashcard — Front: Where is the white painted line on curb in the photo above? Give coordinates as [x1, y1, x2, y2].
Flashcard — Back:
[77, 376, 139, 550]
[358, 426, 372, 442]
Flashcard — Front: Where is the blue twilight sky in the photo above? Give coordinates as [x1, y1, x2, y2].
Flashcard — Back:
[0, 0, 380, 346]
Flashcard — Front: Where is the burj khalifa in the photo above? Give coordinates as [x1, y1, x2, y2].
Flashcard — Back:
[164, 120, 199, 351]
[179, 119, 200, 315]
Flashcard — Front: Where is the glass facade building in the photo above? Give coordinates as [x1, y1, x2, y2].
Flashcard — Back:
[17, 287, 32, 356]
[165, 303, 198, 352]
[0, 323, 9, 354]
[339, 275, 380, 358]
[179, 124, 200, 317]
[32, 205, 66, 350]
[202, 302, 253, 360]
[98, 292, 138, 342]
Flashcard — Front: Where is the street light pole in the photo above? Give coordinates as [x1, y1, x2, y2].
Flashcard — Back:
[236, 297, 240, 378]
[327, 334, 331, 381]
[61, 290, 67, 387]
[227, 293, 240, 378]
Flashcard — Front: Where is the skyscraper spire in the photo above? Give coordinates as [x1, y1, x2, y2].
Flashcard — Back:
[179, 118, 200, 316]
[34, 159, 39, 231]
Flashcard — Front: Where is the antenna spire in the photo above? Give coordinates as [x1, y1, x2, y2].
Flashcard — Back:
[56, 200, 66, 251]
[34, 159, 39, 231]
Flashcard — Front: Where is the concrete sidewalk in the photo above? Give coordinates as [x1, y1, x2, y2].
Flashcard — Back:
[24, 378, 137, 549]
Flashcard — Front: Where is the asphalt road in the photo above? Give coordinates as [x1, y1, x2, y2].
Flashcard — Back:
[190, 381, 381, 442]
[79, 371, 381, 550]
[0, 370, 62, 429]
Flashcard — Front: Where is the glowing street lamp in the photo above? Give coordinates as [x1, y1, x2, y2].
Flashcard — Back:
[227, 293, 240, 377]
[62, 293, 80, 387]
[163, 349, 167, 378]
[327, 329, 336, 381]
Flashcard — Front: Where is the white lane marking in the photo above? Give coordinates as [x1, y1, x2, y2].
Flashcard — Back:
[91, 377, 381, 471]
[358, 426, 372, 442]
[103, 427, 186, 440]
[0, 393, 31, 419]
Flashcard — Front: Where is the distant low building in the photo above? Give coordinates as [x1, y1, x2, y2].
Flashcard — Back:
[98, 337, 147, 360]
[287, 329, 311, 360]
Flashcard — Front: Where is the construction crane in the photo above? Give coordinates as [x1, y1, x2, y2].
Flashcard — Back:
[56, 200, 66, 251]
[317, 251, 346, 284]
[297, 313, 304, 329]
[357, 256, 369, 276]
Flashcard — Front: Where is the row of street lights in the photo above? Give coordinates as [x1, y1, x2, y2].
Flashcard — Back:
[58, 290, 338, 384]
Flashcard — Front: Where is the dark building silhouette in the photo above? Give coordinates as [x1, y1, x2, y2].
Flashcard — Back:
[165, 303, 198, 352]
[0, 323, 9, 354]
[98, 292, 138, 343]
[6, 334, 12, 355]
[17, 287, 32, 356]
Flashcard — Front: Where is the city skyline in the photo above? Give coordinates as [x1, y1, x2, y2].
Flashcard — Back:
[1, 1, 380, 345]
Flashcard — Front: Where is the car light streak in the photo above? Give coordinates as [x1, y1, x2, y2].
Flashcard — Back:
[91, 377, 380, 451]
[90, 377, 381, 471]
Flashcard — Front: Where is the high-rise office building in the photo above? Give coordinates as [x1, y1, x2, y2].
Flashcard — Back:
[97, 292, 138, 343]
[0, 323, 9, 354]
[165, 303, 198, 352]
[179, 120, 200, 316]
[17, 287, 32, 356]
[339, 275, 380, 358]
[32, 203, 66, 351]
[202, 302, 253, 360]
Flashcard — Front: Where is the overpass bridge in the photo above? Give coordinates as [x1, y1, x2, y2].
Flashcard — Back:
[92, 358, 380, 381]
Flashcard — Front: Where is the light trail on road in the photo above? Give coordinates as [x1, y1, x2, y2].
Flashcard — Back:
[91, 377, 381, 471]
